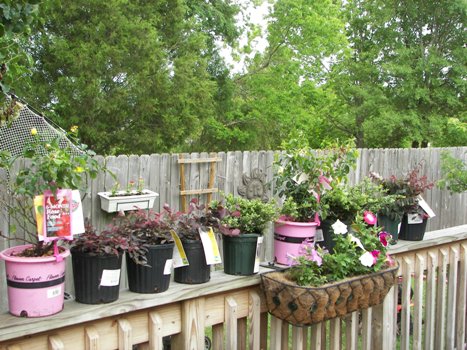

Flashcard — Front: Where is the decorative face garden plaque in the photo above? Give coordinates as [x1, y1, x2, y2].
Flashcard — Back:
[238, 168, 269, 202]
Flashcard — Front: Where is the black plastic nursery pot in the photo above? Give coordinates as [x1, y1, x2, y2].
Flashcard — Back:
[174, 239, 211, 284]
[126, 243, 174, 293]
[399, 214, 428, 241]
[318, 218, 350, 254]
[71, 248, 123, 304]
[223, 234, 259, 276]
[377, 214, 400, 242]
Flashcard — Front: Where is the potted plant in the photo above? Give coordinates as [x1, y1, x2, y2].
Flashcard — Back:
[69, 223, 139, 304]
[261, 212, 398, 326]
[174, 199, 218, 284]
[273, 136, 358, 264]
[370, 163, 434, 242]
[98, 177, 159, 213]
[319, 179, 399, 251]
[112, 206, 175, 293]
[213, 194, 277, 276]
[0, 126, 104, 317]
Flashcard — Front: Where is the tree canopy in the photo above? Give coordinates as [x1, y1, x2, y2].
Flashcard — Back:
[2, 0, 466, 154]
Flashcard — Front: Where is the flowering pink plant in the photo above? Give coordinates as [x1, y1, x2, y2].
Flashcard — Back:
[287, 211, 395, 286]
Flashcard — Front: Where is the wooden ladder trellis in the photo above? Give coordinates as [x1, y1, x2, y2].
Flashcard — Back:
[178, 153, 222, 212]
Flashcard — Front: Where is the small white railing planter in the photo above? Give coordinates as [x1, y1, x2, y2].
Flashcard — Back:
[97, 190, 159, 213]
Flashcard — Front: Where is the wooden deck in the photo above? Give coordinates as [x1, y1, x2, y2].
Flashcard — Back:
[1, 225, 466, 350]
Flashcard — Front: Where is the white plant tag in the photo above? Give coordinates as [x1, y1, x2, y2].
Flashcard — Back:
[254, 236, 264, 273]
[417, 195, 436, 218]
[163, 259, 173, 275]
[47, 286, 61, 299]
[408, 213, 423, 224]
[100, 269, 120, 287]
[199, 227, 222, 265]
[314, 229, 324, 242]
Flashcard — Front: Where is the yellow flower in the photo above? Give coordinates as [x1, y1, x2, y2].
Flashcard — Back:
[74, 166, 84, 173]
[31, 128, 38, 136]
[70, 125, 79, 133]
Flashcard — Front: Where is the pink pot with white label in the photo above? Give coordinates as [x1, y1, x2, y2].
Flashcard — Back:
[0, 244, 69, 317]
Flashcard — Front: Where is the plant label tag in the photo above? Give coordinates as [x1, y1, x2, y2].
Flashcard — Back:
[254, 236, 264, 273]
[71, 190, 85, 235]
[408, 213, 423, 224]
[417, 195, 436, 218]
[100, 269, 120, 287]
[47, 286, 61, 299]
[170, 230, 189, 268]
[199, 227, 222, 265]
[314, 229, 324, 242]
[163, 259, 173, 275]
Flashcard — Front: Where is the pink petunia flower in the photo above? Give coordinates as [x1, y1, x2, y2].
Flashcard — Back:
[363, 211, 377, 225]
[379, 231, 390, 247]
[371, 250, 381, 263]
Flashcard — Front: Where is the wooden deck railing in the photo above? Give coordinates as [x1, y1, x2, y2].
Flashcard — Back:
[1, 225, 466, 350]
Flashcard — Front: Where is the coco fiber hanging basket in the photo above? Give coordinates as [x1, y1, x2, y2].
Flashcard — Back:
[260, 263, 398, 326]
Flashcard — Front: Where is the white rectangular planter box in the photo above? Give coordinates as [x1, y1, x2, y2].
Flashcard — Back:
[97, 190, 159, 213]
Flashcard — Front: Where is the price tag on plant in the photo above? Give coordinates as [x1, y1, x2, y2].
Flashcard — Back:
[408, 213, 424, 224]
[314, 229, 324, 242]
[163, 259, 173, 275]
[170, 230, 189, 267]
[199, 227, 222, 265]
[254, 236, 264, 273]
[100, 269, 121, 287]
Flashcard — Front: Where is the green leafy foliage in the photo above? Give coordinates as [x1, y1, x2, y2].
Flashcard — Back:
[287, 213, 392, 287]
[438, 151, 467, 193]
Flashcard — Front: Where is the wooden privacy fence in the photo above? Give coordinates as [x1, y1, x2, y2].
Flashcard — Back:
[80, 147, 467, 234]
[0, 225, 466, 350]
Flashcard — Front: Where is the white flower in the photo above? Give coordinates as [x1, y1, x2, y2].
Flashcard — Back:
[292, 172, 309, 184]
[359, 251, 375, 267]
[277, 166, 284, 174]
[331, 220, 348, 235]
[349, 234, 365, 250]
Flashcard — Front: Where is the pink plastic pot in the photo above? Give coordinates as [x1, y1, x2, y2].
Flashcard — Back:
[0, 244, 70, 317]
[274, 219, 318, 265]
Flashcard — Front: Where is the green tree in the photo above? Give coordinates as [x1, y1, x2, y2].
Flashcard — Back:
[19, 0, 240, 155]
[324, 0, 466, 148]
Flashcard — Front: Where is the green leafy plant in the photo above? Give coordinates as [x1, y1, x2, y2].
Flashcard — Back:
[287, 212, 394, 287]
[0, 126, 107, 256]
[212, 194, 278, 236]
[320, 179, 399, 222]
[274, 135, 358, 222]
[438, 151, 467, 194]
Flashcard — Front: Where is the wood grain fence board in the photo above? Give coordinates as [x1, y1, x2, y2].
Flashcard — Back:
[361, 308, 372, 350]
[225, 296, 237, 350]
[248, 291, 261, 350]
[425, 251, 438, 350]
[233, 151, 243, 197]
[345, 312, 358, 350]
[269, 317, 282, 350]
[169, 154, 180, 212]
[413, 253, 426, 350]
[148, 154, 161, 212]
[435, 248, 449, 350]
[310, 323, 322, 350]
[329, 318, 341, 350]
[400, 255, 414, 350]
[84, 326, 99, 350]
[446, 246, 459, 349]
[158, 154, 169, 210]
[292, 326, 304, 350]
[456, 243, 467, 350]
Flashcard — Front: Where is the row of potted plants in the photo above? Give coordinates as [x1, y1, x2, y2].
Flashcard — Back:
[0, 127, 436, 320]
